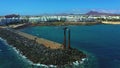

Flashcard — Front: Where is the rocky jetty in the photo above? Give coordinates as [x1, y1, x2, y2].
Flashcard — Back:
[0, 28, 86, 67]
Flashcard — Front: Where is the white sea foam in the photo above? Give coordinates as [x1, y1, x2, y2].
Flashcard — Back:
[49, 65, 56, 67]
[0, 37, 9, 46]
[12, 46, 57, 68]
[73, 58, 87, 66]
[0, 37, 5, 41]
[82, 58, 86, 61]
[12, 46, 34, 64]
[33, 63, 57, 68]
[73, 61, 79, 65]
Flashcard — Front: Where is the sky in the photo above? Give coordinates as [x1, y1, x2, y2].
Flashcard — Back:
[0, 0, 120, 15]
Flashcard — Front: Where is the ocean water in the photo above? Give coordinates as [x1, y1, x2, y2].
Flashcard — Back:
[0, 27, 95, 68]
[0, 38, 32, 68]
[20, 24, 120, 68]
[0, 24, 120, 68]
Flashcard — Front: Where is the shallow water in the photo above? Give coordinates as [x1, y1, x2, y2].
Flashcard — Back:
[20, 24, 120, 68]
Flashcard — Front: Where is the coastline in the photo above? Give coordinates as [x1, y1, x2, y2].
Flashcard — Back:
[15, 30, 63, 49]
[29, 21, 101, 27]
[0, 28, 87, 67]
[102, 21, 120, 24]
[0, 37, 87, 68]
[0, 21, 110, 30]
[11, 45, 88, 68]
[1, 21, 120, 29]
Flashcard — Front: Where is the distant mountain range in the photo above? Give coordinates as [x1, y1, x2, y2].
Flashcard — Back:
[54, 11, 120, 16]
[2, 11, 120, 17]
[86, 11, 120, 16]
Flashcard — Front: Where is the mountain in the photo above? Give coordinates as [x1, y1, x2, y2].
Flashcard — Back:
[86, 11, 120, 16]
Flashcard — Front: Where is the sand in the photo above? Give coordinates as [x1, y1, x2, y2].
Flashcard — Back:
[102, 21, 120, 24]
[16, 30, 63, 49]
[0, 23, 26, 28]
[0, 23, 63, 49]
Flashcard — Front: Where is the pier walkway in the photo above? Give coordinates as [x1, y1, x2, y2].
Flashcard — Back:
[15, 30, 63, 49]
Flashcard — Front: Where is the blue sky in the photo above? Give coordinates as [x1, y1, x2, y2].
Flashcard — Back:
[0, 0, 120, 15]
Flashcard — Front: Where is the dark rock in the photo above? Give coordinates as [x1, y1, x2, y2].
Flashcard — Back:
[0, 28, 86, 67]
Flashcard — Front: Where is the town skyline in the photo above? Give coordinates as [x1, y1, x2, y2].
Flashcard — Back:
[0, 0, 120, 15]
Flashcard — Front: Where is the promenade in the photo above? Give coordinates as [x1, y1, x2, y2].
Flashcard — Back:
[16, 30, 63, 49]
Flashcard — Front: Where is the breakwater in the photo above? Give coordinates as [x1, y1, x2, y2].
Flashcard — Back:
[0, 28, 86, 67]
[15, 29, 63, 49]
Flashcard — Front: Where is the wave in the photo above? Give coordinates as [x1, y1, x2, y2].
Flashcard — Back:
[0, 37, 89, 68]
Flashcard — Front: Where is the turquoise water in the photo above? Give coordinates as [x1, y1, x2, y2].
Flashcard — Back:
[20, 24, 120, 68]
[0, 24, 120, 68]
[0, 38, 95, 68]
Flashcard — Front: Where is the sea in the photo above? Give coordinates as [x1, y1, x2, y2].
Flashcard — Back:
[0, 24, 120, 68]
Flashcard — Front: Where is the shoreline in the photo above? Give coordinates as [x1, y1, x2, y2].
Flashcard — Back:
[0, 28, 87, 67]
[0, 37, 87, 68]
[1, 21, 120, 29]
[102, 21, 120, 24]
[3, 21, 100, 29]
[15, 30, 63, 49]
[29, 21, 101, 27]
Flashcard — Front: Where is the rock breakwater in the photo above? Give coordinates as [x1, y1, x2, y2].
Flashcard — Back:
[0, 28, 86, 67]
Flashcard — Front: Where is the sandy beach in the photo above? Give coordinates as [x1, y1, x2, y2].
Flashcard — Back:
[102, 21, 120, 24]
[0, 23, 26, 28]
[9, 23, 26, 28]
